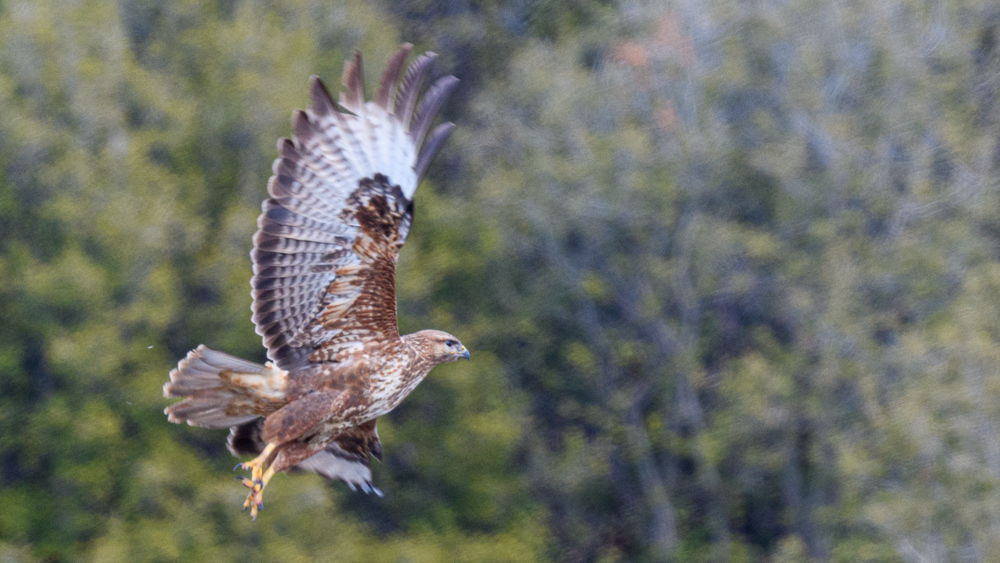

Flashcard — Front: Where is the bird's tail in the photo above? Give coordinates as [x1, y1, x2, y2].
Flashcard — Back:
[163, 345, 289, 428]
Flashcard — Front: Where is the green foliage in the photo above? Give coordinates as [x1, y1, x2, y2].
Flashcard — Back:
[3, 0, 1000, 561]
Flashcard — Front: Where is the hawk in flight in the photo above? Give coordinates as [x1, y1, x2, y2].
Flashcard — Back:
[163, 44, 467, 520]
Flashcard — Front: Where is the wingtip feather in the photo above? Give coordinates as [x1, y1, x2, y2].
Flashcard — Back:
[376, 43, 414, 110]
[415, 121, 455, 180]
[340, 50, 365, 113]
[412, 75, 459, 149]
[310, 76, 337, 117]
[292, 109, 312, 141]
[396, 52, 439, 127]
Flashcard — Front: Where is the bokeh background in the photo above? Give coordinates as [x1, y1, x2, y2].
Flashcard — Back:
[3, 0, 1000, 561]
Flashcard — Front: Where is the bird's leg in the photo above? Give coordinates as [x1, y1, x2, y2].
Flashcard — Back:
[237, 442, 276, 481]
[236, 443, 277, 521]
[241, 465, 275, 521]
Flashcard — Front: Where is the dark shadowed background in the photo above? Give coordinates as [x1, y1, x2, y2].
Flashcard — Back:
[2, 0, 1000, 561]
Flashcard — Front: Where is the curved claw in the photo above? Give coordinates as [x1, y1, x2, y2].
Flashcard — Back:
[238, 467, 274, 522]
[232, 444, 277, 521]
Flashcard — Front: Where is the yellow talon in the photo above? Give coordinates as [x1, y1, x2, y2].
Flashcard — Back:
[236, 443, 277, 521]
[241, 467, 275, 521]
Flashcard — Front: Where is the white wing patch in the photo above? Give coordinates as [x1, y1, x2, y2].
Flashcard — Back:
[296, 445, 383, 496]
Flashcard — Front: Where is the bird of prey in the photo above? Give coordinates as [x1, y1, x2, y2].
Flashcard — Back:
[162, 44, 467, 521]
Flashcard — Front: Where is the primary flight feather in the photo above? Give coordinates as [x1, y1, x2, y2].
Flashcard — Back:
[162, 44, 467, 520]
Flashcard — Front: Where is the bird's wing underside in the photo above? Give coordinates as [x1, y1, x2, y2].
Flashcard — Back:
[294, 419, 383, 494]
[250, 44, 458, 369]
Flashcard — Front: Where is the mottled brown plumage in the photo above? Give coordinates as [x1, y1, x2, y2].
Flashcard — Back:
[162, 44, 466, 520]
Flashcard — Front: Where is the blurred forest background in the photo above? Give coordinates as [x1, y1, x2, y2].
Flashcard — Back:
[3, 0, 1000, 561]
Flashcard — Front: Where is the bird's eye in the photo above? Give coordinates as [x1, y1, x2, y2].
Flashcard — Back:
[445, 339, 458, 347]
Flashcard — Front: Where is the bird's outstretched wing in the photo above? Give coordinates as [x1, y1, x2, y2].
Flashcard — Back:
[250, 45, 458, 369]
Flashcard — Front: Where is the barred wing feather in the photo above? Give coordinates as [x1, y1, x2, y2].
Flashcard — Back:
[251, 44, 458, 369]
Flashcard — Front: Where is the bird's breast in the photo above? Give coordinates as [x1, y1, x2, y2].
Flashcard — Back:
[364, 356, 430, 418]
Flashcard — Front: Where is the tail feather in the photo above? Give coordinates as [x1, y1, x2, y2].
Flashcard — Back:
[164, 345, 289, 429]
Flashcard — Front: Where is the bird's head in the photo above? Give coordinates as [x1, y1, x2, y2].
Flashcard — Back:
[409, 329, 470, 364]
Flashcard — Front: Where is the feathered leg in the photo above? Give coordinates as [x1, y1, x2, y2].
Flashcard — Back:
[234, 391, 348, 520]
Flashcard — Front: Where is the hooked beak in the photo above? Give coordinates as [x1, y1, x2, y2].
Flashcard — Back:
[459, 346, 470, 361]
